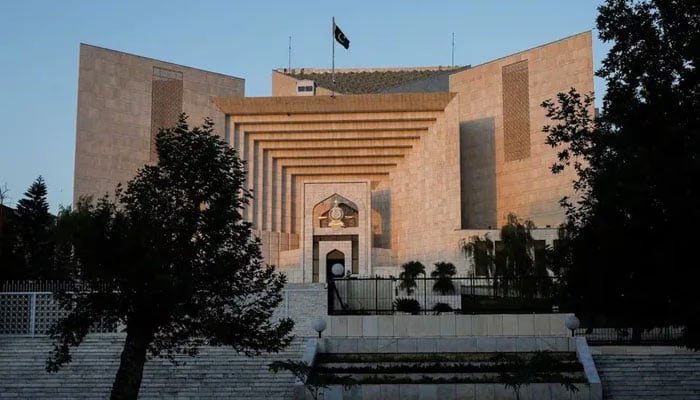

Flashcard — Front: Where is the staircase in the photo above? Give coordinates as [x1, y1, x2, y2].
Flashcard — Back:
[0, 334, 305, 399]
[594, 353, 700, 399]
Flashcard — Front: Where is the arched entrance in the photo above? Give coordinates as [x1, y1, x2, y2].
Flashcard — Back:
[326, 249, 345, 280]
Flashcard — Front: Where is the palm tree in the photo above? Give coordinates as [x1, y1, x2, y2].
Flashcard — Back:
[431, 261, 457, 295]
[398, 261, 425, 296]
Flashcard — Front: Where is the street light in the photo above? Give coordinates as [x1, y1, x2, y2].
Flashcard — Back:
[312, 317, 327, 338]
[565, 314, 580, 337]
[331, 263, 345, 277]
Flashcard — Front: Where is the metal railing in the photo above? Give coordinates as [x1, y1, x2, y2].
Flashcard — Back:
[1, 280, 76, 293]
[574, 326, 684, 345]
[327, 275, 563, 315]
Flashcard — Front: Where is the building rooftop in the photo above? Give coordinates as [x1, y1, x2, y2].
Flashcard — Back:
[276, 66, 468, 94]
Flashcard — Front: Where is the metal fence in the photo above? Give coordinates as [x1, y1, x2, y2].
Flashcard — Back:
[0, 281, 118, 336]
[1, 280, 76, 293]
[574, 326, 685, 345]
[328, 275, 562, 315]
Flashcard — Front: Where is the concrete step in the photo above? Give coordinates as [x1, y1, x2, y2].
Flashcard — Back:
[0, 335, 305, 399]
[594, 353, 700, 400]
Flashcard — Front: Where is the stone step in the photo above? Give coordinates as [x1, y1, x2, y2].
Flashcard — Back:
[0, 335, 306, 399]
[594, 353, 700, 400]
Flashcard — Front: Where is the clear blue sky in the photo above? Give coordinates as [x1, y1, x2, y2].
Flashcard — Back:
[0, 0, 608, 212]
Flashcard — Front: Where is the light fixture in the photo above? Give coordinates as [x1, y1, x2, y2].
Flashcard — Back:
[565, 314, 580, 337]
[312, 317, 327, 338]
[331, 263, 345, 277]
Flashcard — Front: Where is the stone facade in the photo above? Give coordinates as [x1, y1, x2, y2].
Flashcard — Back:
[74, 44, 244, 203]
[451, 32, 593, 228]
[74, 32, 593, 283]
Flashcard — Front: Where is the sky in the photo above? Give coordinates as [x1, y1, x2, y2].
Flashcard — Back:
[0, 0, 609, 213]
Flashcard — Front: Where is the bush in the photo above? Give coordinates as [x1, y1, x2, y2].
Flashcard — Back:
[432, 302, 453, 314]
[394, 297, 421, 314]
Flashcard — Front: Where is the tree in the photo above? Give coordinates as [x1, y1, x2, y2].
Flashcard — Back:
[0, 183, 20, 283]
[460, 234, 495, 277]
[398, 260, 425, 296]
[430, 261, 457, 295]
[461, 214, 549, 297]
[498, 213, 551, 299]
[0, 182, 9, 206]
[498, 214, 535, 283]
[47, 114, 295, 399]
[14, 176, 55, 279]
[542, 1, 700, 347]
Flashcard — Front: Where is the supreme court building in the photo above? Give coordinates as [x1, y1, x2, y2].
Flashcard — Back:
[74, 32, 593, 283]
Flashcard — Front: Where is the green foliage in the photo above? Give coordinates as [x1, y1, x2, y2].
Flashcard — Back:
[498, 213, 551, 299]
[430, 261, 457, 295]
[398, 260, 425, 295]
[460, 234, 494, 277]
[492, 352, 580, 400]
[393, 297, 421, 314]
[269, 359, 355, 400]
[47, 115, 294, 399]
[461, 214, 553, 299]
[542, 0, 700, 348]
[6, 176, 58, 279]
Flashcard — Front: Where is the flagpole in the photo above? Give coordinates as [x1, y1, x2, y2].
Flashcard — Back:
[332, 16, 336, 97]
[288, 35, 292, 72]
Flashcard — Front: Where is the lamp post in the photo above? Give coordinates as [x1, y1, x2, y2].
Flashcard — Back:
[312, 317, 327, 339]
[565, 314, 580, 337]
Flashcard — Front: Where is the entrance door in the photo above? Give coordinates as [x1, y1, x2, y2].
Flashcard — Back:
[326, 249, 345, 280]
[326, 249, 345, 314]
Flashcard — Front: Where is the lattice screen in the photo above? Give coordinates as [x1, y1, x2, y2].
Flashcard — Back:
[150, 67, 184, 161]
[0, 293, 117, 335]
[502, 60, 530, 161]
[33, 294, 63, 334]
[0, 294, 30, 334]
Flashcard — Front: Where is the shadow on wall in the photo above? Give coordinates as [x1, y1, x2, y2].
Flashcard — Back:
[460, 117, 497, 229]
[371, 189, 391, 249]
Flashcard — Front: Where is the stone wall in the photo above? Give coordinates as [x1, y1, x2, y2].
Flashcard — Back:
[326, 313, 572, 338]
[450, 31, 594, 228]
[390, 96, 462, 266]
[74, 44, 244, 203]
[274, 284, 327, 337]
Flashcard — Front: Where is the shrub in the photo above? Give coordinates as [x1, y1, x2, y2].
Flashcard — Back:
[432, 302, 453, 314]
[394, 297, 421, 314]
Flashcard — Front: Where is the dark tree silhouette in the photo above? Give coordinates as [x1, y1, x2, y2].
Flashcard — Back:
[47, 115, 294, 399]
[14, 176, 55, 279]
[542, 0, 700, 348]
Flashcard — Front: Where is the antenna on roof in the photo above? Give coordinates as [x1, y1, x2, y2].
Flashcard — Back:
[288, 36, 292, 73]
[452, 32, 455, 67]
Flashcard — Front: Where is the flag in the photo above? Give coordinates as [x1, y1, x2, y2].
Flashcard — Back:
[334, 23, 350, 49]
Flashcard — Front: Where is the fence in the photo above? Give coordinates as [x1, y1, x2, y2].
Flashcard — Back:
[0, 281, 117, 336]
[1, 280, 76, 293]
[574, 326, 684, 345]
[0, 291, 117, 335]
[1, 281, 323, 337]
[327, 275, 562, 315]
